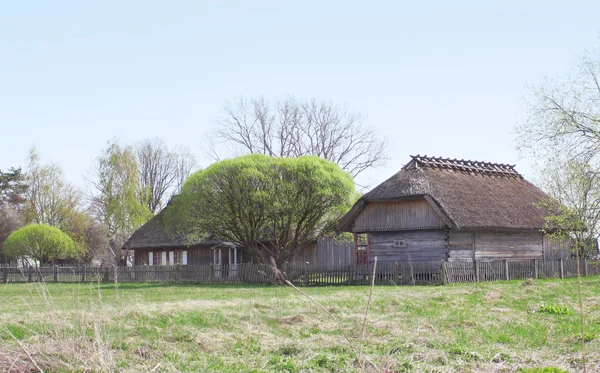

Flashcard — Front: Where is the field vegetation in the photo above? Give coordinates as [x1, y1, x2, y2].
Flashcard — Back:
[0, 276, 599, 372]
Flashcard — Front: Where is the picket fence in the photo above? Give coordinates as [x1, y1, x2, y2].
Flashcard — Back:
[1, 258, 599, 286]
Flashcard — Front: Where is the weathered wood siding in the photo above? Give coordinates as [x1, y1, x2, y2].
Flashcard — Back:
[447, 230, 543, 261]
[186, 246, 213, 265]
[368, 230, 446, 262]
[291, 238, 354, 269]
[542, 236, 572, 260]
[446, 231, 473, 261]
[475, 231, 543, 260]
[354, 199, 446, 232]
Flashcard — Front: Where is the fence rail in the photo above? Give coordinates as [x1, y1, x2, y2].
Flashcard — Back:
[1, 258, 599, 286]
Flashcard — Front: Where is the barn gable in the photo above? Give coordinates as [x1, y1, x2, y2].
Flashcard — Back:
[340, 155, 550, 232]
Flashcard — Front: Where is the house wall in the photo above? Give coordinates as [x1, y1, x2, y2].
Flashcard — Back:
[354, 199, 446, 232]
[542, 236, 573, 260]
[134, 246, 213, 266]
[447, 230, 544, 262]
[365, 229, 544, 263]
[291, 238, 354, 268]
[368, 230, 447, 262]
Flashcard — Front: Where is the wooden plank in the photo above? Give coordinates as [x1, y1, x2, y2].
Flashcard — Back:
[354, 199, 446, 231]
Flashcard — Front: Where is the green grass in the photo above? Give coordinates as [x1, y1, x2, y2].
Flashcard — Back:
[0, 277, 599, 372]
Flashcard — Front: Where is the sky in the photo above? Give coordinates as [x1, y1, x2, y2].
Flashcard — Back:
[1, 1, 599, 192]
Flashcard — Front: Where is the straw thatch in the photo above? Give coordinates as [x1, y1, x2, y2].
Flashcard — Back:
[122, 211, 222, 250]
[339, 155, 550, 232]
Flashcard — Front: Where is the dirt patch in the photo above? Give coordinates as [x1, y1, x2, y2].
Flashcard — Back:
[276, 314, 307, 325]
[485, 291, 502, 300]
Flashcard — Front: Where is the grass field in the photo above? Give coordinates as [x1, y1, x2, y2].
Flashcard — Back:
[0, 277, 599, 372]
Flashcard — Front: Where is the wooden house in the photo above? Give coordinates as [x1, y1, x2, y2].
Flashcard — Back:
[338, 155, 567, 264]
[123, 211, 243, 267]
[124, 210, 354, 269]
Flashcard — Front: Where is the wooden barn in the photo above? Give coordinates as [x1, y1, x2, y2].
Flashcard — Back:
[338, 155, 567, 264]
[124, 210, 354, 268]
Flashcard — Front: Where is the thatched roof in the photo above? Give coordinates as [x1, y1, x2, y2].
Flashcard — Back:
[339, 155, 550, 232]
[122, 211, 223, 250]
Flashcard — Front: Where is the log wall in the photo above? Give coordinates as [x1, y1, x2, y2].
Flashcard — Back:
[447, 230, 543, 261]
[368, 230, 447, 262]
[542, 236, 572, 260]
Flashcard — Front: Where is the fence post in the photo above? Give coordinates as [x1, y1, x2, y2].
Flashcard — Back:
[2, 265, 7, 284]
[347, 265, 354, 285]
[533, 259, 538, 279]
[28, 266, 33, 282]
[393, 261, 399, 284]
[584, 258, 588, 277]
[441, 261, 447, 285]
[53, 265, 58, 283]
[209, 263, 214, 283]
[474, 260, 479, 282]
[504, 260, 509, 281]
[81, 265, 86, 282]
[559, 259, 564, 279]
[304, 262, 310, 286]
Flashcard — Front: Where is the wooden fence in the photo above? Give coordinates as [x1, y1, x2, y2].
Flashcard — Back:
[1, 258, 599, 286]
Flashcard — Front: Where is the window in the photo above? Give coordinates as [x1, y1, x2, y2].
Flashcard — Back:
[173, 250, 182, 265]
[153, 251, 162, 265]
[393, 239, 406, 248]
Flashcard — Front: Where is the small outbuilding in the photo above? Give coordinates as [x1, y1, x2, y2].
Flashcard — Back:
[338, 155, 567, 264]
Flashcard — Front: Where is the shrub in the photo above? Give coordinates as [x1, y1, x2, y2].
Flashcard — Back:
[518, 367, 569, 373]
[538, 305, 573, 315]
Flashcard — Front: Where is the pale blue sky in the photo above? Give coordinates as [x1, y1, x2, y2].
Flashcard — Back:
[1, 1, 599, 191]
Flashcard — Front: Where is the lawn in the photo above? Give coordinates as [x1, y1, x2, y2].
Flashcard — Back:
[0, 277, 599, 372]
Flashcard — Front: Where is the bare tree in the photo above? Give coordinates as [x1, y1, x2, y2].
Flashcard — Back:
[173, 146, 196, 193]
[210, 96, 387, 178]
[22, 149, 84, 228]
[82, 217, 111, 265]
[517, 47, 600, 250]
[135, 138, 197, 214]
[539, 155, 600, 257]
[517, 49, 600, 162]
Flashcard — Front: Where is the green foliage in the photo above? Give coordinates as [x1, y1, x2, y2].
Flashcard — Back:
[538, 304, 573, 315]
[2, 224, 80, 266]
[537, 157, 600, 258]
[90, 141, 152, 262]
[1, 277, 600, 372]
[166, 154, 356, 266]
[19, 149, 101, 260]
[518, 48, 600, 257]
[518, 367, 569, 373]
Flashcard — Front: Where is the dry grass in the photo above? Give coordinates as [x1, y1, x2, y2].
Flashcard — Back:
[0, 276, 599, 372]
